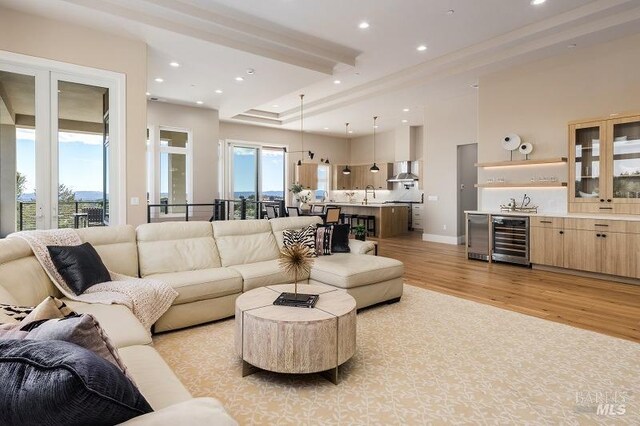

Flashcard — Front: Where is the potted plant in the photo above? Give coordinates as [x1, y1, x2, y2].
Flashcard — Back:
[353, 224, 367, 241]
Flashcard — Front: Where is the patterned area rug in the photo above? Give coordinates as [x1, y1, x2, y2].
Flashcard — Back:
[153, 284, 639, 425]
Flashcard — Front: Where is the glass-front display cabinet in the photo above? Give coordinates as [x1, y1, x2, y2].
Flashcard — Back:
[569, 114, 640, 214]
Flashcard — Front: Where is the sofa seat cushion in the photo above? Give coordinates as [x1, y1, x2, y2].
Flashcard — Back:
[118, 345, 192, 411]
[146, 268, 242, 306]
[230, 259, 303, 292]
[120, 398, 238, 426]
[310, 254, 404, 289]
[62, 299, 152, 348]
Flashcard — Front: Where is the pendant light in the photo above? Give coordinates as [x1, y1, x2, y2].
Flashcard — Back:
[297, 94, 304, 166]
[370, 116, 380, 173]
[342, 122, 351, 175]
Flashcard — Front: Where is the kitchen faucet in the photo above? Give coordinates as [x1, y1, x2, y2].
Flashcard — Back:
[364, 185, 376, 205]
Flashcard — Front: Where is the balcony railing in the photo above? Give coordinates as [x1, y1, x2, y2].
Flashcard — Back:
[146, 198, 286, 223]
[17, 201, 107, 231]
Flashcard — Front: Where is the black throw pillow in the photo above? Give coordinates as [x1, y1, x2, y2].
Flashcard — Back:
[0, 339, 152, 426]
[331, 223, 351, 253]
[47, 242, 111, 295]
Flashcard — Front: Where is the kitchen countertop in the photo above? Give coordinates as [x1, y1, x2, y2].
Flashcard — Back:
[464, 210, 640, 222]
[317, 202, 411, 208]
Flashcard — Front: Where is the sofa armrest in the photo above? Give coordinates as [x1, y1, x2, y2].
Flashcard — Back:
[348, 239, 376, 255]
[119, 398, 238, 426]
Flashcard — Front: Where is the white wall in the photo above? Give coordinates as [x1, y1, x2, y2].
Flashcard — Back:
[147, 102, 220, 204]
[350, 129, 395, 164]
[423, 93, 479, 243]
[478, 32, 640, 214]
[0, 7, 148, 226]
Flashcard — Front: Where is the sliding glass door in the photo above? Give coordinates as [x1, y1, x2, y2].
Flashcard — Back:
[0, 57, 123, 236]
[227, 142, 285, 219]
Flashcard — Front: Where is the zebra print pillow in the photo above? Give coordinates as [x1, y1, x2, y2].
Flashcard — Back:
[282, 225, 317, 257]
[0, 303, 34, 325]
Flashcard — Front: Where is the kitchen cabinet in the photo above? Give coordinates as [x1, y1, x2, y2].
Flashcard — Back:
[530, 226, 564, 268]
[295, 163, 318, 190]
[530, 215, 634, 279]
[569, 113, 640, 215]
[331, 163, 393, 190]
[333, 166, 351, 190]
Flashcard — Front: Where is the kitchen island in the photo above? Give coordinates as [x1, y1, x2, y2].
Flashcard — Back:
[316, 203, 409, 238]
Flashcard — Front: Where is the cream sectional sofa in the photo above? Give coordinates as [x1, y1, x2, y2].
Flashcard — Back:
[0, 216, 404, 424]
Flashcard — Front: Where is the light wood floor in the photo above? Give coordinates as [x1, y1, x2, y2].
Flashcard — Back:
[375, 232, 640, 343]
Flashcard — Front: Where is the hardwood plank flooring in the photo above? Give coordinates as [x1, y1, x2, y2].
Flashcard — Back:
[375, 232, 640, 343]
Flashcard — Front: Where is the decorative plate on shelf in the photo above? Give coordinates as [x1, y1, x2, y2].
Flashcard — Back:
[519, 142, 533, 155]
[502, 134, 521, 151]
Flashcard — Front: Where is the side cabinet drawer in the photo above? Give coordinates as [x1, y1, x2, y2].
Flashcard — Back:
[531, 217, 564, 228]
[563, 218, 627, 233]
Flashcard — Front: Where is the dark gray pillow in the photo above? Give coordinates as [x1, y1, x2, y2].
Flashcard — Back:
[331, 224, 351, 253]
[47, 242, 111, 295]
[0, 339, 152, 426]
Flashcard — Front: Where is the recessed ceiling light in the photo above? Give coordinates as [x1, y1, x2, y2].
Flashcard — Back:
[374, 125, 379, 129]
[154, 77, 164, 83]
[215, 89, 223, 94]
[348, 130, 354, 134]
[530, 0, 546, 5]
[358, 21, 370, 29]
[196, 101, 204, 105]
[145, 92, 150, 96]
[246, 68, 255, 75]
[169, 61, 180, 67]
[416, 45, 427, 52]
[272, 104, 279, 108]
[470, 83, 479, 89]
[333, 80, 341, 84]
[567, 43, 577, 48]
[401, 119, 408, 123]
[446, 9, 455, 15]
[324, 127, 329, 130]
[403, 108, 410, 112]
[235, 76, 244, 82]
[57, 89, 62, 93]
[610, 113, 619, 117]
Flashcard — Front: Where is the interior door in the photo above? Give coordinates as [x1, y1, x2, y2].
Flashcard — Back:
[458, 143, 478, 242]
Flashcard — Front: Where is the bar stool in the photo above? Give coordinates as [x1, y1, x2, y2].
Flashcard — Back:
[365, 215, 376, 237]
[341, 213, 355, 227]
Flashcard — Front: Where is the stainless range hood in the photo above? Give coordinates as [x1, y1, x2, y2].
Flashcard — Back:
[388, 161, 419, 182]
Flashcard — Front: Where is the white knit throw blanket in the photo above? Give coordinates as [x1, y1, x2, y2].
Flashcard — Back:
[10, 229, 177, 331]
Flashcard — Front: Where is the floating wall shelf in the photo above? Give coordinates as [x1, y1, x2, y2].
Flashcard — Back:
[475, 182, 568, 188]
[475, 157, 568, 168]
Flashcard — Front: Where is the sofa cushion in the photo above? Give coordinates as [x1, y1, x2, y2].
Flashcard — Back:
[62, 299, 152, 348]
[269, 216, 323, 249]
[0, 238, 60, 306]
[48, 242, 112, 295]
[310, 254, 404, 289]
[118, 345, 192, 411]
[120, 397, 238, 426]
[137, 222, 222, 277]
[230, 259, 301, 291]
[213, 219, 280, 267]
[146, 268, 242, 305]
[76, 225, 139, 277]
[0, 339, 153, 426]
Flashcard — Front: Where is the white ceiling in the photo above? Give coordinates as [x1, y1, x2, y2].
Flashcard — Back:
[2, 0, 640, 137]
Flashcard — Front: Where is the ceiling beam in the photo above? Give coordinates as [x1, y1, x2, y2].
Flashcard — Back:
[62, 0, 360, 75]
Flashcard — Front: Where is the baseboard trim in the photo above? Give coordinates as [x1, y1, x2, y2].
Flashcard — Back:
[533, 264, 640, 286]
[422, 233, 463, 245]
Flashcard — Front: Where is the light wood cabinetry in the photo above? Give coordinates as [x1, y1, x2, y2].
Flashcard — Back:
[530, 215, 636, 279]
[530, 226, 564, 267]
[295, 163, 318, 189]
[331, 163, 393, 190]
[569, 113, 640, 215]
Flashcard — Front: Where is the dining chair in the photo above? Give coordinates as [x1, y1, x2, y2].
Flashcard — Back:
[287, 207, 300, 217]
[311, 204, 325, 214]
[324, 207, 341, 224]
[265, 205, 278, 219]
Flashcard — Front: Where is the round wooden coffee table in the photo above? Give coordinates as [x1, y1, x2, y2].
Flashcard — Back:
[235, 283, 356, 384]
